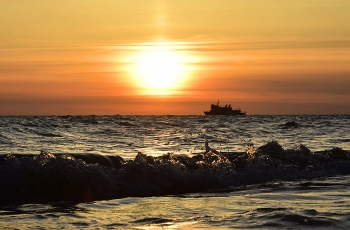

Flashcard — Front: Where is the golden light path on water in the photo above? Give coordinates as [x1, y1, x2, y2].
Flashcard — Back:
[124, 41, 196, 96]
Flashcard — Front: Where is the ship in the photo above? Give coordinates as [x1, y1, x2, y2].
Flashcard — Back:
[204, 100, 246, 115]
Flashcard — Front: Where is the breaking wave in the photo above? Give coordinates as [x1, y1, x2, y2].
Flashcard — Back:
[0, 141, 349, 205]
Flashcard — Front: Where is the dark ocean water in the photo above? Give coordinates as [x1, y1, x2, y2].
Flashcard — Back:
[0, 115, 349, 229]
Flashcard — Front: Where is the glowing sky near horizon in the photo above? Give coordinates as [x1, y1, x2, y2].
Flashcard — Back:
[0, 0, 349, 115]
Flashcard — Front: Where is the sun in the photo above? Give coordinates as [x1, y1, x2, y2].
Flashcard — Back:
[136, 49, 181, 89]
[127, 42, 191, 95]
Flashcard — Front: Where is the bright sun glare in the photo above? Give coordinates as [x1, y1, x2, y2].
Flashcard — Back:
[127, 42, 192, 95]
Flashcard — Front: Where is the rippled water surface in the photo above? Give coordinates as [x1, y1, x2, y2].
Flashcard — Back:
[0, 115, 349, 229]
[1, 175, 349, 229]
[0, 115, 348, 158]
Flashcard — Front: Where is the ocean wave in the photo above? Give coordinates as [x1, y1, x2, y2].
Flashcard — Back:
[116, 121, 138, 127]
[0, 141, 350, 205]
[0, 134, 12, 145]
[32, 130, 63, 138]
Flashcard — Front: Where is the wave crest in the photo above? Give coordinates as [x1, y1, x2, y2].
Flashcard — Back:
[0, 141, 349, 205]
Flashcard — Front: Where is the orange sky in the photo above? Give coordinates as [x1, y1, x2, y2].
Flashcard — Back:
[1, 0, 350, 115]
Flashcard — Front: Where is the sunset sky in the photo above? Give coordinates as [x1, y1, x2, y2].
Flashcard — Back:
[1, 0, 350, 115]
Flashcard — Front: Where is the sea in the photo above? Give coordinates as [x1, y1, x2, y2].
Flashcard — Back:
[0, 115, 349, 229]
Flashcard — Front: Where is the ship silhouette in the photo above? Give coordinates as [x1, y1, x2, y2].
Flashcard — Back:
[204, 100, 246, 115]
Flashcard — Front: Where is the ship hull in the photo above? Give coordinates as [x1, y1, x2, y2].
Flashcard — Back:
[204, 100, 246, 115]
[204, 111, 246, 115]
